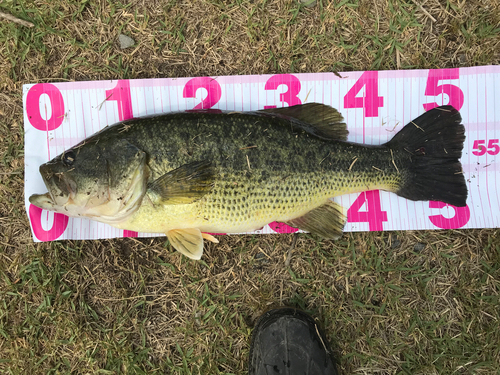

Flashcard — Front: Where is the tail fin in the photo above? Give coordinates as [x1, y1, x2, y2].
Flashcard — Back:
[386, 105, 467, 207]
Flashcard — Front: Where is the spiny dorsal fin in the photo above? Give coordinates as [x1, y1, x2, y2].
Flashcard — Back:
[148, 160, 215, 205]
[259, 103, 348, 141]
[285, 200, 346, 239]
[167, 228, 204, 259]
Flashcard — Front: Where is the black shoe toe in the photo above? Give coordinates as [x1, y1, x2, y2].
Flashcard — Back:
[248, 308, 338, 375]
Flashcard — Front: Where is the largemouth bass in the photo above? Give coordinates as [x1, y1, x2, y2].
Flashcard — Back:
[30, 103, 467, 259]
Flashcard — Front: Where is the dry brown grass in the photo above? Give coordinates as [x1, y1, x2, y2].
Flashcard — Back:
[1, 0, 500, 374]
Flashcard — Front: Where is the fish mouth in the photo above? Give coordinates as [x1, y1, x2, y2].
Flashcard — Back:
[29, 192, 59, 210]
[31, 164, 78, 209]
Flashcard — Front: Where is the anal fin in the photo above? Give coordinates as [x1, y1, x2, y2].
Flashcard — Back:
[285, 201, 346, 239]
[167, 228, 204, 260]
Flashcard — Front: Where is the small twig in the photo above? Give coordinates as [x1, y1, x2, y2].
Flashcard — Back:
[239, 145, 257, 150]
[348, 157, 358, 171]
[390, 149, 399, 173]
[246, 155, 251, 170]
[285, 233, 298, 267]
[0, 11, 34, 28]
[409, 0, 436, 22]
[411, 121, 424, 132]
[315, 323, 330, 354]
[304, 88, 312, 103]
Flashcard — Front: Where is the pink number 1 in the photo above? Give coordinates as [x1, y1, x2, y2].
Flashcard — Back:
[106, 80, 137, 238]
[344, 71, 384, 117]
[105, 80, 133, 121]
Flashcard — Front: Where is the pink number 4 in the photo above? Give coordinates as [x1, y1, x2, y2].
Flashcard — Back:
[347, 190, 388, 231]
[344, 71, 384, 117]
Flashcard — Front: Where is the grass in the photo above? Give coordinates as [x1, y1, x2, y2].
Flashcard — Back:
[0, 0, 500, 374]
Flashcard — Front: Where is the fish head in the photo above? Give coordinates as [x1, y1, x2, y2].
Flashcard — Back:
[29, 138, 148, 224]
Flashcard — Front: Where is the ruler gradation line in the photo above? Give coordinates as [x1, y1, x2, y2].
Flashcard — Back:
[23, 66, 500, 242]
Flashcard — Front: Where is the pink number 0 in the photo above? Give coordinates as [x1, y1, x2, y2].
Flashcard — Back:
[26, 83, 65, 131]
[183, 77, 222, 109]
[26, 83, 69, 240]
[264, 74, 302, 109]
[428, 202, 470, 229]
[29, 204, 69, 241]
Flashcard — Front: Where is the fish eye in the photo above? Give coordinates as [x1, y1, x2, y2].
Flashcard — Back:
[62, 151, 76, 167]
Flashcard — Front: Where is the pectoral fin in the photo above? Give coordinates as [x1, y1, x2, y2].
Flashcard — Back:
[148, 160, 215, 205]
[286, 201, 346, 239]
[167, 228, 204, 260]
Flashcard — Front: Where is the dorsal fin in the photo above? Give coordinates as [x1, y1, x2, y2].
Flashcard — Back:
[259, 103, 348, 141]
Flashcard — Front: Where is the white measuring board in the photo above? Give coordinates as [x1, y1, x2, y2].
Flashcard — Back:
[23, 66, 500, 242]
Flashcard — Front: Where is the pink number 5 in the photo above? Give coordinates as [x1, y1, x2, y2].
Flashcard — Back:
[264, 74, 301, 109]
[428, 201, 470, 229]
[183, 77, 222, 109]
[423, 69, 464, 111]
[26, 83, 65, 131]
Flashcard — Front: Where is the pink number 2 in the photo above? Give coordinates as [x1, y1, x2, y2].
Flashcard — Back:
[264, 74, 302, 109]
[344, 71, 384, 117]
[183, 77, 222, 109]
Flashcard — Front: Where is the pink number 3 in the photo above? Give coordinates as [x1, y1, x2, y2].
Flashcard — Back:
[264, 74, 302, 109]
